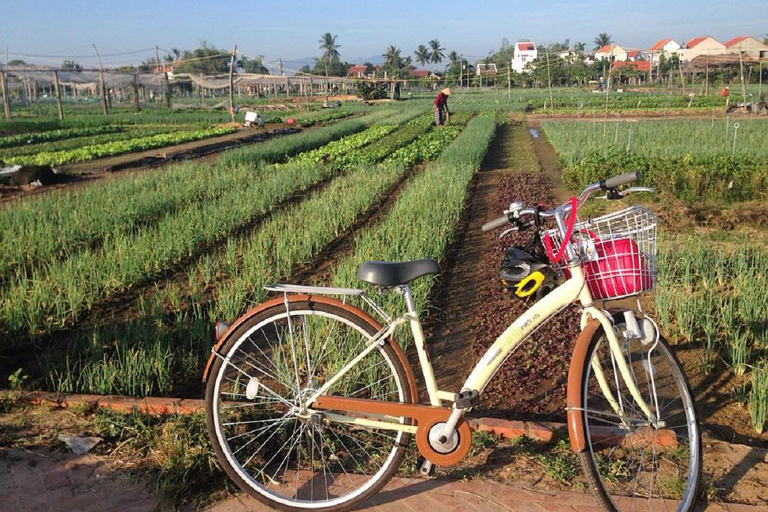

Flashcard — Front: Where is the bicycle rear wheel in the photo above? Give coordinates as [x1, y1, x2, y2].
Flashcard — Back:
[205, 298, 414, 512]
[578, 324, 701, 512]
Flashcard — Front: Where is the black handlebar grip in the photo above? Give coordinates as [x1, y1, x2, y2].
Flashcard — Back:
[602, 171, 641, 189]
[482, 215, 510, 232]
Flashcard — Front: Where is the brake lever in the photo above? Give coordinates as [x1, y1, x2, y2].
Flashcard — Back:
[620, 186, 655, 195]
[498, 227, 518, 239]
[596, 186, 655, 200]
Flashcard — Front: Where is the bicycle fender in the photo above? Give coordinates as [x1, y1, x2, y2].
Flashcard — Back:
[201, 295, 419, 404]
[566, 317, 601, 452]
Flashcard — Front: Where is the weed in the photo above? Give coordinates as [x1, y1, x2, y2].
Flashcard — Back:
[8, 368, 28, 390]
[749, 361, 768, 433]
[89, 408, 232, 508]
[537, 450, 579, 484]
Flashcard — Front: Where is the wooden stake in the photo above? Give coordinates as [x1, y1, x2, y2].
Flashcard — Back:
[164, 72, 171, 108]
[98, 71, 109, 115]
[53, 71, 64, 120]
[678, 59, 686, 95]
[739, 52, 747, 103]
[229, 44, 237, 123]
[0, 71, 10, 120]
[132, 73, 141, 112]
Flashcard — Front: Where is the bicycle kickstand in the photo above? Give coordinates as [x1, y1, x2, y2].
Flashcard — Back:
[417, 457, 436, 478]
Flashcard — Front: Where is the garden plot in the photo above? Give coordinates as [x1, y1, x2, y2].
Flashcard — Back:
[14, 109, 475, 396]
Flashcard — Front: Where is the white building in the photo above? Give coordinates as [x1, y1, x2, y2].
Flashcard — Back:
[594, 44, 628, 62]
[512, 42, 537, 73]
[647, 38, 682, 64]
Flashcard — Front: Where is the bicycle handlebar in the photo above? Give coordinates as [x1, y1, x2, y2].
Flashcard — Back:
[482, 172, 644, 233]
[601, 171, 641, 190]
[481, 215, 511, 232]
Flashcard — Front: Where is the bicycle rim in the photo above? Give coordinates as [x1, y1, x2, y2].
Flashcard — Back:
[581, 332, 701, 512]
[207, 304, 411, 511]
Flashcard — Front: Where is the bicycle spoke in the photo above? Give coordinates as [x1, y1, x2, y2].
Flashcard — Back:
[208, 304, 411, 509]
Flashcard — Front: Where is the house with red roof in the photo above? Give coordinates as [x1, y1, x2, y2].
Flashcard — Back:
[680, 36, 726, 62]
[724, 36, 768, 59]
[594, 44, 629, 62]
[512, 41, 537, 73]
[647, 39, 682, 64]
[346, 65, 368, 78]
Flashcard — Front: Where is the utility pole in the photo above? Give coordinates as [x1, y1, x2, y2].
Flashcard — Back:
[545, 47, 554, 114]
[229, 44, 237, 123]
[155, 44, 161, 73]
[93, 44, 109, 115]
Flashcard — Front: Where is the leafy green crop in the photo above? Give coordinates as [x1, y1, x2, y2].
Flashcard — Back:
[4, 126, 236, 166]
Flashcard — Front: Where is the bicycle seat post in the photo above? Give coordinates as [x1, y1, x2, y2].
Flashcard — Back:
[398, 284, 442, 407]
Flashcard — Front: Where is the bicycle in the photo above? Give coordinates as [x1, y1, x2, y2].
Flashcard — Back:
[202, 171, 701, 512]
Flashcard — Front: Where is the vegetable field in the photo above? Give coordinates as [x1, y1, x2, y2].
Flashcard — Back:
[1, 87, 767, 479]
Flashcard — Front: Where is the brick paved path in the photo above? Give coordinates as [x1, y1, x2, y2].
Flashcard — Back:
[206, 476, 768, 512]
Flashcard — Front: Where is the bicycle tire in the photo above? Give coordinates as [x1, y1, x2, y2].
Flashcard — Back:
[578, 322, 702, 512]
[205, 298, 415, 512]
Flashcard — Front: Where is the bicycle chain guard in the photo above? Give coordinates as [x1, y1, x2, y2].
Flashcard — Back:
[312, 395, 472, 466]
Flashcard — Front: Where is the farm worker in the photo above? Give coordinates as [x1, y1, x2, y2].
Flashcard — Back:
[434, 87, 451, 126]
[718, 86, 729, 97]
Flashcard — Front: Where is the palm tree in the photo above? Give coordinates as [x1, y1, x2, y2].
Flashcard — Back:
[574, 42, 586, 53]
[318, 33, 341, 76]
[593, 33, 613, 51]
[414, 45, 430, 69]
[428, 39, 445, 71]
[383, 45, 403, 75]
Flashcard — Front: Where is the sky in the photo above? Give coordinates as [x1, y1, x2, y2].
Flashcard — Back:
[2, 0, 766, 74]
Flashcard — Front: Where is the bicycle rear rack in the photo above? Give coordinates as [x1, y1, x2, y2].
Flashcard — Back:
[265, 284, 391, 322]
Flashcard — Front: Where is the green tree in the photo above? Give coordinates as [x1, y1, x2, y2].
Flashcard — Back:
[445, 54, 472, 86]
[318, 33, 341, 76]
[429, 39, 445, 71]
[174, 42, 231, 74]
[7, 59, 26, 66]
[239, 55, 269, 74]
[593, 33, 613, 50]
[383, 45, 403, 76]
[414, 45, 430, 69]
[487, 38, 515, 72]
[574, 42, 586, 53]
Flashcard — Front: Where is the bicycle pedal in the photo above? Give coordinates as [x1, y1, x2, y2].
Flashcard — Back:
[417, 457, 436, 478]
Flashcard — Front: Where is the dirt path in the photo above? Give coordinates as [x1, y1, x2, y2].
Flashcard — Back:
[422, 119, 526, 392]
[526, 119, 570, 204]
[0, 447, 160, 512]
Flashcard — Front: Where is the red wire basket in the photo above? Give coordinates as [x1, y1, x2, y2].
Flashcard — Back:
[544, 206, 658, 300]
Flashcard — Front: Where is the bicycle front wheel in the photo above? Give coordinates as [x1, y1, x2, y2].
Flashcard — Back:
[205, 298, 414, 512]
[578, 324, 701, 512]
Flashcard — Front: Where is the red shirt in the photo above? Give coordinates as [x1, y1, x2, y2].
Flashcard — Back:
[434, 92, 449, 107]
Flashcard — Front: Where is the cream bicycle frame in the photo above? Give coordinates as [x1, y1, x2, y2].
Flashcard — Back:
[303, 263, 656, 435]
